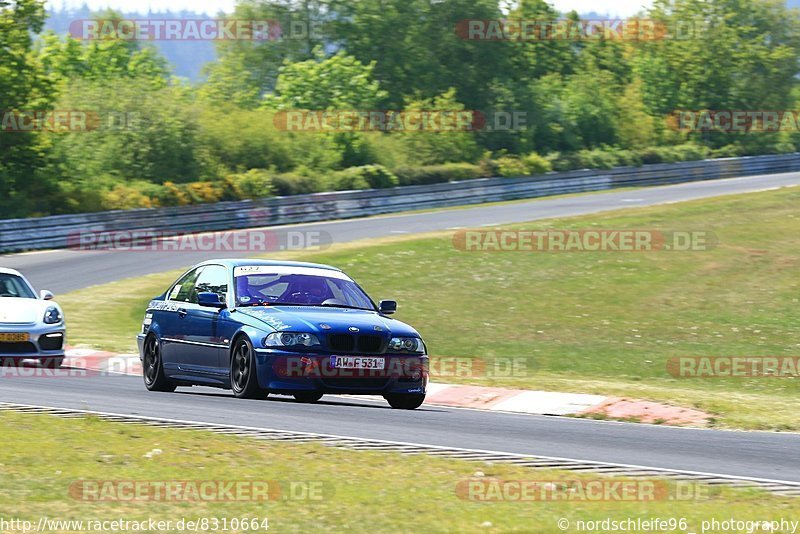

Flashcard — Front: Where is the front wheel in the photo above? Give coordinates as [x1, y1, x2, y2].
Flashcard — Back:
[231, 337, 266, 399]
[385, 394, 425, 410]
[143, 335, 176, 392]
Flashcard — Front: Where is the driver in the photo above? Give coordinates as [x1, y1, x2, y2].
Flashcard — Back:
[288, 276, 330, 304]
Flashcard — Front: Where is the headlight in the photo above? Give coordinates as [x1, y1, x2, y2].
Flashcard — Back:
[388, 337, 425, 353]
[43, 307, 62, 324]
[264, 332, 321, 348]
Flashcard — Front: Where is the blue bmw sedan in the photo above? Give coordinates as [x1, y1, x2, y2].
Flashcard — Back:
[137, 260, 428, 409]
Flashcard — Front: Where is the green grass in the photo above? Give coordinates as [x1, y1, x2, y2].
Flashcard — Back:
[59, 186, 800, 430]
[1, 411, 797, 533]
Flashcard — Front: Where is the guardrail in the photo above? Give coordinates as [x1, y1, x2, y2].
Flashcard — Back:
[1, 153, 799, 252]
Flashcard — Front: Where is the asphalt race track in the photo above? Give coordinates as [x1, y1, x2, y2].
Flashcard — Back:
[4, 171, 800, 294]
[2, 374, 800, 483]
[3, 171, 800, 482]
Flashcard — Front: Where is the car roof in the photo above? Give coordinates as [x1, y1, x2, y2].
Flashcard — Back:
[0, 267, 23, 276]
[195, 259, 342, 272]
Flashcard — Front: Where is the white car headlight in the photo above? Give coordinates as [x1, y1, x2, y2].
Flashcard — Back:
[388, 337, 424, 353]
[264, 332, 321, 348]
[43, 307, 62, 324]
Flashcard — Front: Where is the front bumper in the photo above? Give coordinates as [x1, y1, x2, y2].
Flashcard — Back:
[0, 322, 66, 359]
[137, 334, 146, 361]
[255, 349, 429, 396]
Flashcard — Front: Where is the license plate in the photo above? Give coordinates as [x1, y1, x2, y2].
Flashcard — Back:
[0, 333, 29, 342]
[331, 356, 385, 370]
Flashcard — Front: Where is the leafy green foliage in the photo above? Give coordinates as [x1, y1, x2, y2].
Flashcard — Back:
[264, 48, 386, 111]
[394, 163, 484, 186]
[0, 0, 798, 216]
[398, 89, 482, 165]
[332, 165, 398, 190]
[522, 152, 553, 174]
[0, 0, 51, 217]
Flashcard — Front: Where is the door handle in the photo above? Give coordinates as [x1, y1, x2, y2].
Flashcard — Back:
[177, 309, 188, 318]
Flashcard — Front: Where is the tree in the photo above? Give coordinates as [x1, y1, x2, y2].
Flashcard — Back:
[44, 78, 200, 213]
[37, 11, 170, 91]
[263, 48, 388, 169]
[263, 47, 386, 110]
[328, 0, 510, 111]
[638, 0, 800, 148]
[0, 0, 53, 217]
[201, 0, 327, 108]
[399, 88, 481, 165]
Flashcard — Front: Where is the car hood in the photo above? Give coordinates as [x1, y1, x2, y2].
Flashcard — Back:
[0, 297, 53, 324]
[235, 306, 420, 337]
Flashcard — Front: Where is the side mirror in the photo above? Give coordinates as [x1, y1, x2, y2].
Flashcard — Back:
[198, 292, 227, 309]
[40, 290, 54, 301]
[378, 300, 397, 315]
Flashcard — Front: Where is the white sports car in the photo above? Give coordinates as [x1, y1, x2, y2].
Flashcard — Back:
[0, 268, 65, 368]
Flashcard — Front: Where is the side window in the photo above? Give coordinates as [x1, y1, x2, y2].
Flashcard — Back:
[194, 265, 228, 302]
[169, 268, 203, 303]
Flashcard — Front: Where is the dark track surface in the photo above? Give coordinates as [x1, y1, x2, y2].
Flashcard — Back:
[0, 373, 798, 482]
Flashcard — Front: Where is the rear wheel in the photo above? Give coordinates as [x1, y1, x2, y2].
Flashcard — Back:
[143, 335, 176, 392]
[385, 394, 425, 410]
[231, 337, 266, 399]
[293, 392, 324, 403]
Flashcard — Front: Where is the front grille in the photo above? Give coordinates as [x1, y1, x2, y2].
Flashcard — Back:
[0, 342, 37, 354]
[328, 334, 355, 352]
[327, 334, 385, 354]
[321, 377, 390, 390]
[39, 334, 64, 351]
[357, 335, 383, 353]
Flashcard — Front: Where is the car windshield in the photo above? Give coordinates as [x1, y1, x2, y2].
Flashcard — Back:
[0, 273, 36, 299]
[234, 267, 374, 310]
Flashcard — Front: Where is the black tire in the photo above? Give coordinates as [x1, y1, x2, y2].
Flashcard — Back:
[143, 334, 176, 392]
[41, 357, 64, 369]
[385, 394, 425, 410]
[231, 337, 266, 399]
[293, 391, 323, 403]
